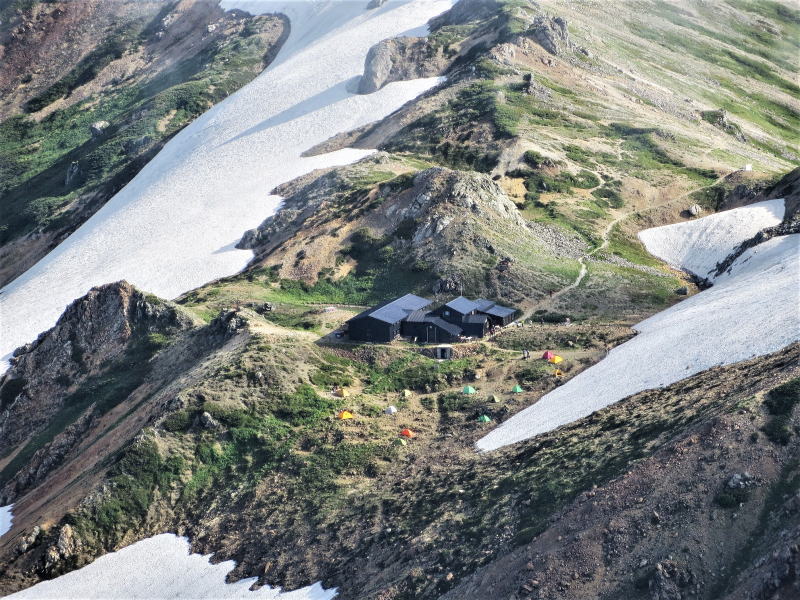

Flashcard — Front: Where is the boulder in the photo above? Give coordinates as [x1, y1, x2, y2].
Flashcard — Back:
[358, 37, 448, 94]
[200, 411, 221, 429]
[89, 120, 109, 137]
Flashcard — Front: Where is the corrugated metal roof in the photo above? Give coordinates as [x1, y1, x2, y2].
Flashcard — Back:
[474, 298, 516, 318]
[405, 309, 430, 323]
[485, 305, 516, 317]
[350, 293, 432, 324]
[473, 298, 497, 311]
[444, 296, 480, 314]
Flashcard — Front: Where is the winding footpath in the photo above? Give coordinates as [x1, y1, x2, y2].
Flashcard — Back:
[520, 174, 730, 321]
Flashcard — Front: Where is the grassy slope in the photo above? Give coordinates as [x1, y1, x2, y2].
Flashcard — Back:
[2, 308, 795, 598]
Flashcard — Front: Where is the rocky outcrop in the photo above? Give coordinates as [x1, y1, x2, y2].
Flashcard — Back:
[701, 109, 747, 142]
[0, 281, 191, 456]
[358, 37, 450, 94]
[405, 167, 528, 249]
[524, 14, 571, 55]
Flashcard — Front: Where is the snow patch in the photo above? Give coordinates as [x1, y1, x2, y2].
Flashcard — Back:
[5, 533, 336, 599]
[478, 200, 799, 451]
[0, 0, 453, 368]
[637, 199, 784, 278]
[0, 504, 12, 538]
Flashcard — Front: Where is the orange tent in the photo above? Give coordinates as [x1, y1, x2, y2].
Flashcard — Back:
[400, 428, 415, 439]
[542, 350, 555, 360]
[337, 410, 354, 420]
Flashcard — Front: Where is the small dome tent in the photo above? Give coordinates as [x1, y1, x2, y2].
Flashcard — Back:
[384, 405, 398, 415]
[400, 428, 415, 438]
[337, 410, 354, 420]
[542, 350, 555, 360]
[512, 385, 524, 393]
[477, 414, 492, 423]
[548, 355, 564, 364]
[463, 386, 477, 395]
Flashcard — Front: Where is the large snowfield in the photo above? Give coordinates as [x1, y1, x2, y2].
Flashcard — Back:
[0, 0, 453, 366]
[5, 534, 336, 599]
[477, 200, 800, 451]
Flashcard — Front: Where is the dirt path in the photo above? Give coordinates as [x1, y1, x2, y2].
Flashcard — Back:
[519, 174, 729, 321]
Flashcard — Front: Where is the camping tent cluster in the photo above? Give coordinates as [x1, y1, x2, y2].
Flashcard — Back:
[346, 294, 516, 343]
[542, 350, 565, 379]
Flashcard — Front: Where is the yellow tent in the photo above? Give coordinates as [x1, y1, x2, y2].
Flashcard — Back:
[401, 389, 413, 398]
[554, 369, 564, 377]
[334, 387, 350, 398]
[548, 355, 564, 364]
[337, 410, 354, 420]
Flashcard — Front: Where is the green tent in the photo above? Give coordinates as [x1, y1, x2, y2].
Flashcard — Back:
[512, 385, 524, 393]
[463, 385, 477, 394]
[393, 438, 408, 447]
[477, 414, 492, 423]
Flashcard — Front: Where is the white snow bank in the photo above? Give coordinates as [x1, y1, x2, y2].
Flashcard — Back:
[478, 200, 799, 451]
[6, 533, 336, 599]
[0, 504, 12, 538]
[0, 0, 453, 367]
[637, 198, 784, 278]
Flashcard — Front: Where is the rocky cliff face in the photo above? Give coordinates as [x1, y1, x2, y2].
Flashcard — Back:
[0, 281, 191, 457]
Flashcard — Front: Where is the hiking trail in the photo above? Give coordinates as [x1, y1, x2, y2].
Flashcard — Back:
[519, 175, 729, 322]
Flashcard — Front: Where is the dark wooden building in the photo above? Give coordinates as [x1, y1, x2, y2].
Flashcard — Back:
[402, 310, 463, 343]
[461, 313, 489, 337]
[435, 296, 481, 326]
[474, 298, 517, 326]
[346, 294, 432, 342]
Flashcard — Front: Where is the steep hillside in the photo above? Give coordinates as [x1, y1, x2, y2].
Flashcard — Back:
[0, 279, 797, 598]
[0, 0, 798, 599]
[0, 0, 287, 286]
